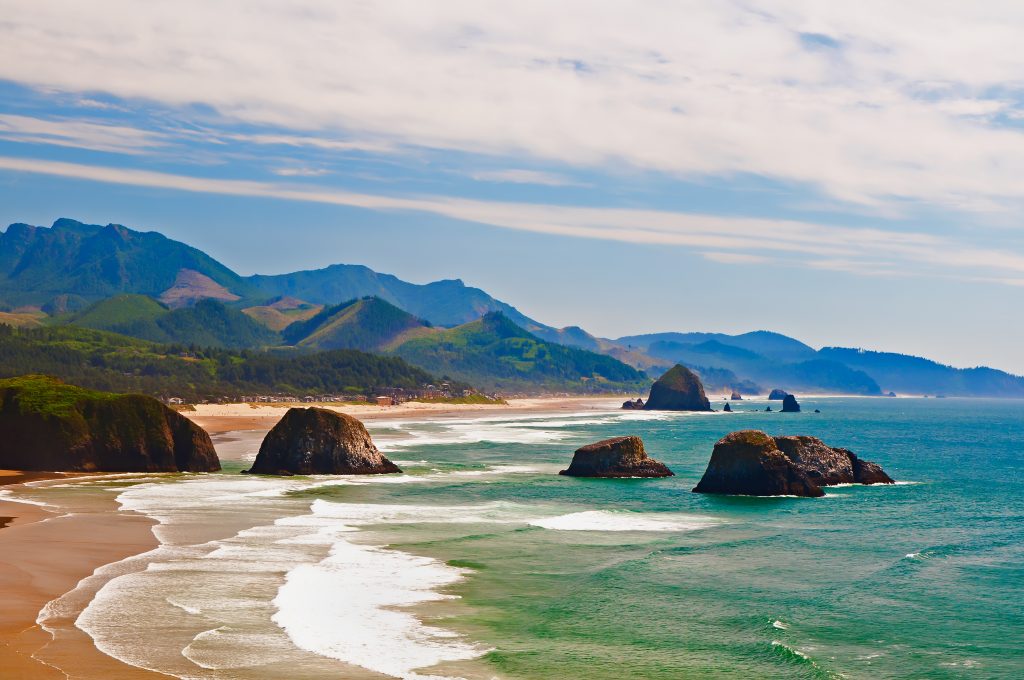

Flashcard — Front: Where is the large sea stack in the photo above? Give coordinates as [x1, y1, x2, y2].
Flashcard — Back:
[248, 407, 401, 475]
[643, 365, 711, 411]
[768, 389, 789, 400]
[781, 394, 801, 412]
[560, 436, 673, 478]
[0, 375, 219, 472]
[693, 430, 894, 496]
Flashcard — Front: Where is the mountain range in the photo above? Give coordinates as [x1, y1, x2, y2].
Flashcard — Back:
[2, 218, 1023, 397]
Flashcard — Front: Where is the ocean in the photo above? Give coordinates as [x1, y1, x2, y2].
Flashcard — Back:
[12, 397, 1024, 678]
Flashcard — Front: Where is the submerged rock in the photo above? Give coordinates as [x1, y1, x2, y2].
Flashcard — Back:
[621, 398, 645, 410]
[781, 394, 801, 412]
[692, 430, 823, 497]
[248, 407, 401, 475]
[560, 436, 673, 478]
[0, 375, 219, 472]
[643, 365, 711, 411]
[768, 389, 789, 400]
[693, 430, 894, 496]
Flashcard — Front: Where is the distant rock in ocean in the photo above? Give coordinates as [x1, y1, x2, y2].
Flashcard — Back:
[730, 390, 743, 400]
[723, 402, 732, 412]
[248, 407, 401, 475]
[643, 365, 711, 411]
[0, 375, 219, 472]
[765, 406, 772, 412]
[781, 394, 801, 412]
[693, 429, 894, 496]
[621, 398, 645, 410]
[768, 389, 789, 400]
[560, 436, 673, 478]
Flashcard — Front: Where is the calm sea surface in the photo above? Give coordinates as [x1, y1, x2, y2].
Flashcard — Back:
[16, 397, 1024, 679]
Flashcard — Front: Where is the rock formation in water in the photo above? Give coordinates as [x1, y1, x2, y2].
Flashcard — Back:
[768, 388, 789, 400]
[248, 407, 401, 475]
[730, 390, 743, 400]
[0, 375, 219, 472]
[723, 402, 732, 412]
[642, 365, 711, 411]
[621, 398, 645, 410]
[693, 429, 894, 496]
[781, 394, 801, 412]
[559, 436, 673, 478]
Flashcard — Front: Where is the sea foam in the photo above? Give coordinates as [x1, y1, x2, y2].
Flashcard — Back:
[529, 510, 718, 532]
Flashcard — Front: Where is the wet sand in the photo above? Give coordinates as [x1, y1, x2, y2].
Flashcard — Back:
[0, 484, 168, 679]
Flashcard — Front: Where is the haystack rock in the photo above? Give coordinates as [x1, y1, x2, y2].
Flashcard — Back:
[0, 375, 219, 472]
[768, 389, 789, 400]
[642, 365, 711, 411]
[248, 407, 401, 475]
[621, 398, 645, 410]
[559, 436, 673, 478]
[693, 430, 894, 496]
[781, 394, 801, 412]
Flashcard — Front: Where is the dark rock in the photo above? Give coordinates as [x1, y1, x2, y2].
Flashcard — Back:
[814, 409, 821, 413]
[621, 398, 645, 410]
[773, 435, 851, 485]
[765, 406, 772, 412]
[643, 365, 711, 411]
[768, 388, 789, 400]
[559, 436, 673, 478]
[781, 394, 801, 412]
[886, 391, 897, 397]
[723, 402, 732, 412]
[848, 450, 895, 484]
[248, 407, 400, 475]
[692, 429, 895, 496]
[730, 390, 743, 400]
[0, 375, 219, 472]
[692, 430, 823, 497]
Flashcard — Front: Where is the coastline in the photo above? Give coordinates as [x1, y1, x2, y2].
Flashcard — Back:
[0, 481, 166, 679]
[185, 395, 626, 434]
[0, 395, 622, 678]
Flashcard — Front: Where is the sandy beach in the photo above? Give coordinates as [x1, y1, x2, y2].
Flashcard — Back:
[0, 396, 622, 678]
[185, 395, 627, 435]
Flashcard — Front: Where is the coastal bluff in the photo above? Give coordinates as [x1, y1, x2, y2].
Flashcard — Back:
[560, 436, 673, 478]
[247, 407, 401, 475]
[0, 375, 219, 472]
[693, 430, 893, 497]
[643, 364, 711, 411]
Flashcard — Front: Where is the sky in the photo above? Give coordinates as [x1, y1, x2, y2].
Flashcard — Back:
[1, 1, 1024, 372]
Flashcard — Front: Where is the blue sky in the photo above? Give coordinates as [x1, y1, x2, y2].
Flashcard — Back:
[2, 2, 1024, 372]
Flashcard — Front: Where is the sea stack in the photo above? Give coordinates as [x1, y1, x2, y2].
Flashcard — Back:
[560, 436, 673, 478]
[730, 390, 743, 400]
[248, 407, 401, 475]
[693, 430, 894, 496]
[768, 389, 789, 400]
[621, 398, 645, 410]
[781, 394, 801, 412]
[643, 365, 711, 411]
[723, 402, 732, 412]
[0, 375, 220, 472]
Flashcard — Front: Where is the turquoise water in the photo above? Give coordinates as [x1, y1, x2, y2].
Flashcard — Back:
[312, 397, 1023, 679]
[22, 397, 1023, 679]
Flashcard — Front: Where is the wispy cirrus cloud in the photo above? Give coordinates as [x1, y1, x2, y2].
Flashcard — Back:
[3, 155, 1023, 286]
[470, 169, 584, 187]
[0, 114, 167, 154]
[4, 2, 1024, 215]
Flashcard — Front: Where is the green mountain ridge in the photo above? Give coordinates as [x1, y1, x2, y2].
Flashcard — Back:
[283, 296, 429, 351]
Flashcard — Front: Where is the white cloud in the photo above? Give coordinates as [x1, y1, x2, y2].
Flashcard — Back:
[4, 155, 1024, 286]
[3, 2, 1024, 214]
[470, 169, 583, 187]
[0, 114, 166, 154]
[701, 252, 769, 265]
[272, 167, 331, 177]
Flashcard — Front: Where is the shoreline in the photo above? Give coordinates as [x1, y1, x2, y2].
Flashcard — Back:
[185, 395, 626, 434]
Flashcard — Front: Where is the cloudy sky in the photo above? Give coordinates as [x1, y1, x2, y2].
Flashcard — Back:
[1, 1, 1023, 371]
